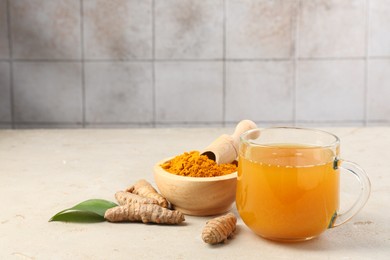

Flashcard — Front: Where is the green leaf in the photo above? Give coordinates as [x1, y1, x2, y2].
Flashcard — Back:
[69, 199, 118, 217]
[49, 210, 105, 223]
[49, 199, 118, 222]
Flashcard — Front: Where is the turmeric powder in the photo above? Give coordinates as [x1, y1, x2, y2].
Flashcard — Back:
[161, 151, 237, 177]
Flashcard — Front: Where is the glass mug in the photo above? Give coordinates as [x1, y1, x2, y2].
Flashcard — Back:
[236, 127, 371, 242]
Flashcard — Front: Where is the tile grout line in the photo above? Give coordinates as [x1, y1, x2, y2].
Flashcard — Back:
[12, 119, 384, 128]
[152, 0, 156, 128]
[6, 0, 15, 129]
[363, 0, 370, 126]
[292, 0, 301, 126]
[80, 0, 86, 128]
[222, 0, 226, 127]
[0, 57, 378, 62]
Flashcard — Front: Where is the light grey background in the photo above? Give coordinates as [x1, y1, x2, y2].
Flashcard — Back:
[0, 0, 389, 128]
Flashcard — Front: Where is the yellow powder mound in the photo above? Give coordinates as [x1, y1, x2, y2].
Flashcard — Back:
[161, 151, 237, 177]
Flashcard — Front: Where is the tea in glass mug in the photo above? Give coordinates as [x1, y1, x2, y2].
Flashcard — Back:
[236, 127, 371, 242]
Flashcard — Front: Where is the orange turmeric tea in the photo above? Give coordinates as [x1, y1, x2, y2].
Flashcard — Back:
[236, 144, 339, 241]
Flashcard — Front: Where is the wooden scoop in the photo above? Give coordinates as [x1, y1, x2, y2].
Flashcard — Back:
[201, 120, 257, 164]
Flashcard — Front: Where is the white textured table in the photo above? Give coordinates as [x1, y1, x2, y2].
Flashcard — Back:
[0, 128, 389, 259]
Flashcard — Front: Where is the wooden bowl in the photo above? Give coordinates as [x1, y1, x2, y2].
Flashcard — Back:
[153, 158, 237, 216]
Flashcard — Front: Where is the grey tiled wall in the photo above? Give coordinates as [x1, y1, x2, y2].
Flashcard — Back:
[1, 0, 390, 128]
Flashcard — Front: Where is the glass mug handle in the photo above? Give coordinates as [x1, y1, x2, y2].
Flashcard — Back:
[330, 159, 371, 228]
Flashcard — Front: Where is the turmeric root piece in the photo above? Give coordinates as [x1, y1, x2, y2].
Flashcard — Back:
[115, 191, 159, 206]
[104, 201, 185, 224]
[202, 213, 237, 244]
[126, 179, 168, 208]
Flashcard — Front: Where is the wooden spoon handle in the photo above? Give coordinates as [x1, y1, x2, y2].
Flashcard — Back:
[231, 120, 258, 149]
[202, 120, 257, 164]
